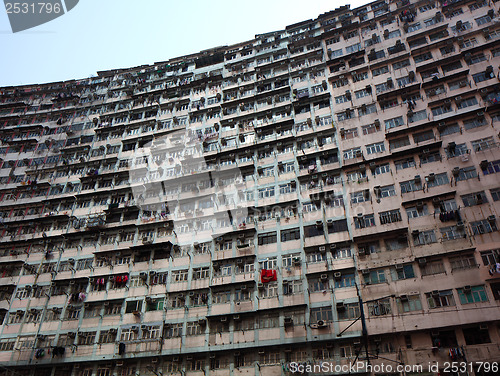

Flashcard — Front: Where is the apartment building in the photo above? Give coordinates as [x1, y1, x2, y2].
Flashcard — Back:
[0, 0, 500, 375]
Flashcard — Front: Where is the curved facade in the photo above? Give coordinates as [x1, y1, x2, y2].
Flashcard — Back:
[0, 1, 500, 375]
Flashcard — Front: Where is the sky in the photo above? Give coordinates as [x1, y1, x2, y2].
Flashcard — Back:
[0, 0, 368, 87]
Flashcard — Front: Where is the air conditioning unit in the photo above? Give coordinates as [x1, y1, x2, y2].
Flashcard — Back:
[395, 264, 404, 270]
[317, 320, 327, 328]
[456, 221, 464, 229]
[320, 274, 328, 281]
[189, 291, 195, 297]
[480, 324, 488, 330]
[284, 316, 294, 326]
[241, 285, 247, 291]
[431, 290, 440, 297]
[334, 272, 342, 280]
[293, 256, 301, 265]
[463, 285, 471, 293]
[319, 246, 326, 253]
[399, 294, 409, 301]
[336, 302, 346, 311]
[418, 258, 427, 265]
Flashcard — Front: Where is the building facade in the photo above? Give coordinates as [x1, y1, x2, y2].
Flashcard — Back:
[1, 0, 500, 375]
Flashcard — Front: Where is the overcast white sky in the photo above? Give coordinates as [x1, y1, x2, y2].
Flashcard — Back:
[0, 1, 369, 87]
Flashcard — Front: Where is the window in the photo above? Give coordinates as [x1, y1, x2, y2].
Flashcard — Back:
[335, 273, 355, 288]
[409, 37, 427, 48]
[464, 117, 487, 130]
[476, 15, 492, 26]
[345, 43, 361, 54]
[389, 137, 410, 150]
[397, 295, 422, 313]
[372, 65, 389, 76]
[258, 232, 277, 245]
[281, 228, 300, 242]
[376, 82, 389, 94]
[337, 303, 360, 320]
[310, 307, 333, 322]
[427, 290, 455, 308]
[335, 94, 349, 104]
[258, 314, 279, 329]
[391, 264, 415, 280]
[420, 259, 445, 276]
[409, 110, 427, 123]
[372, 163, 390, 176]
[449, 254, 477, 270]
[440, 225, 465, 241]
[431, 104, 452, 116]
[355, 214, 375, 229]
[367, 298, 391, 316]
[351, 190, 370, 204]
[471, 219, 498, 235]
[449, 165, 474, 182]
[258, 186, 275, 199]
[358, 104, 377, 117]
[457, 97, 478, 110]
[461, 191, 488, 207]
[171, 269, 188, 282]
[482, 160, 500, 175]
[366, 142, 385, 155]
[457, 285, 488, 304]
[491, 188, 500, 202]
[463, 326, 491, 345]
[379, 185, 396, 198]
[364, 269, 386, 284]
[414, 230, 437, 246]
[384, 116, 404, 130]
[379, 209, 402, 224]
[309, 277, 328, 292]
[406, 205, 429, 219]
[395, 157, 415, 170]
[164, 323, 183, 338]
[414, 52, 432, 64]
[329, 48, 343, 58]
[427, 172, 449, 188]
[400, 180, 422, 194]
[481, 249, 499, 266]
[471, 137, 496, 152]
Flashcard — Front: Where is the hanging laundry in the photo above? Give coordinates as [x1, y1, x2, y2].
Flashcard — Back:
[78, 292, 86, 302]
[261, 269, 277, 283]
